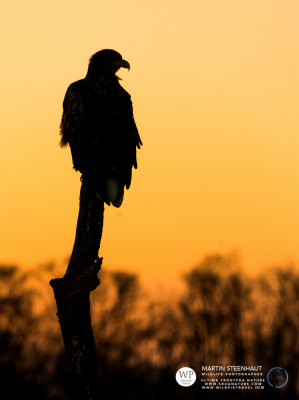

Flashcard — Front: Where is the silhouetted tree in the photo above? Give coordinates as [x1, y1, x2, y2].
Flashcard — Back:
[1, 255, 299, 399]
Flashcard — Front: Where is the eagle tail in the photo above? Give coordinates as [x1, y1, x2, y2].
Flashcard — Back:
[105, 178, 124, 208]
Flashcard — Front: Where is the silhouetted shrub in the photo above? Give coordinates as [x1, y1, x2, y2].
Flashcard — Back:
[0, 254, 298, 399]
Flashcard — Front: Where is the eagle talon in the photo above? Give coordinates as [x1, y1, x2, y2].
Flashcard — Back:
[96, 192, 111, 206]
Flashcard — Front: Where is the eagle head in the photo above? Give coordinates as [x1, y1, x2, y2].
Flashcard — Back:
[87, 49, 130, 77]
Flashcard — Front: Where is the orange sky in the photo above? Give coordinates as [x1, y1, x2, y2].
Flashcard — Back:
[0, 0, 298, 286]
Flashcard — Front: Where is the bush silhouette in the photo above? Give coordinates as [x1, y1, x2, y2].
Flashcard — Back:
[0, 254, 298, 399]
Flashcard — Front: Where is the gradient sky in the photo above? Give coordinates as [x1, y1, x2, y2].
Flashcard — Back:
[0, 0, 298, 285]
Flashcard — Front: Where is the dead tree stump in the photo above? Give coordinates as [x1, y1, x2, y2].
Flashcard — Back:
[50, 178, 104, 400]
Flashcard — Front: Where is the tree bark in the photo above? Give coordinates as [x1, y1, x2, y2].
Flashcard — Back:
[50, 178, 104, 400]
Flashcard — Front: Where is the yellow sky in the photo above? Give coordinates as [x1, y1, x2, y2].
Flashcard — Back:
[0, 0, 298, 285]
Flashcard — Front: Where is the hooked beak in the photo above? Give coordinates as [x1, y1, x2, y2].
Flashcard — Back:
[119, 59, 130, 70]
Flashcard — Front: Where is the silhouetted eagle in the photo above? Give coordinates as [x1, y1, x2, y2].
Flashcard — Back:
[60, 49, 142, 207]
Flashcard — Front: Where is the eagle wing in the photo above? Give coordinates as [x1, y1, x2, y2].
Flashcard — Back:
[108, 82, 142, 188]
[60, 80, 91, 172]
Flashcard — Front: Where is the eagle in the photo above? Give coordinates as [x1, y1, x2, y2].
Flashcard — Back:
[59, 49, 142, 207]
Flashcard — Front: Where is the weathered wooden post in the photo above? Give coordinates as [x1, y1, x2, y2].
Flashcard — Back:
[50, 179, 103, 399]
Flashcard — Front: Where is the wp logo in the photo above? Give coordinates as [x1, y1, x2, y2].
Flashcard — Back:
[176, 367, 196, 387]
